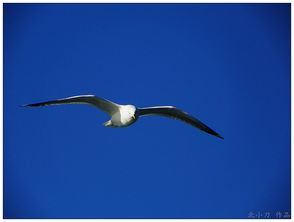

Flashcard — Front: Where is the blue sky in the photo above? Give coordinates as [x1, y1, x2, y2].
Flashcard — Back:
[4, 3, 290, 219]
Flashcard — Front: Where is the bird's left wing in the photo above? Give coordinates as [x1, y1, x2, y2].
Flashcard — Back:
[21, 95, 120, 115]
[137, 106, 223, 139]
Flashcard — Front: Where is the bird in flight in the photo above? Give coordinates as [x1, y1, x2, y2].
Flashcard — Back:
[21, 95, 223, 139]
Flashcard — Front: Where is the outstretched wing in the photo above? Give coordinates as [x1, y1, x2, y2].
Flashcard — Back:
[137, 106, 223, 139]
[21, 95, 120, 115]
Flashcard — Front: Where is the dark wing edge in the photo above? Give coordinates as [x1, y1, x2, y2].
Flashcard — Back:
[20, 95, 119, 114]
[137, 106, 224, 139]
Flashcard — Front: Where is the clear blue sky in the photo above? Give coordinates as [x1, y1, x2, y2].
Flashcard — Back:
[4, 3, 290, 219]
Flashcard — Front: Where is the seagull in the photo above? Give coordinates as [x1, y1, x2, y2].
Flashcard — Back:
[21, 95, 224, 139]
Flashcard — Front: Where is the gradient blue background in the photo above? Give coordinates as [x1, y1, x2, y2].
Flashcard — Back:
[4, 3, 291, 219]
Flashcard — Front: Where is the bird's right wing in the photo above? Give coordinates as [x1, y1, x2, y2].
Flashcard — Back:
[137, 106, 223, 139]
[21, 95, 120, 115]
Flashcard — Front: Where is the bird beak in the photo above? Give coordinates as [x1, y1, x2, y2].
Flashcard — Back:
[131, 114, 136, 119]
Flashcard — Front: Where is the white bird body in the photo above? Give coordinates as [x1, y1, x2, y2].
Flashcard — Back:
[105, 105, 137, 127]
[22, 95, 223, 139]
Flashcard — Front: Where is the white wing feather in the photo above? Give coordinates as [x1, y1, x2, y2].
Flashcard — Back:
[21, 95, 120, 115]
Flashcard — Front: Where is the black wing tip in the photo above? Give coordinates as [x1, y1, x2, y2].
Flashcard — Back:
[205, 129, 224, 139]
[209, 131, 224, 139]
[19, 103, 43, 107]
[215, 134, 224, 139]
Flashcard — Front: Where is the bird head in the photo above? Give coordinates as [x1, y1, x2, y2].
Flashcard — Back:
[125, 105, 137, 120]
